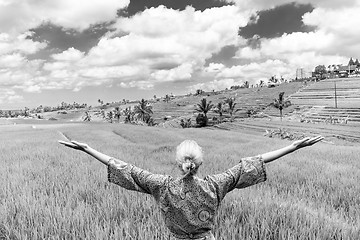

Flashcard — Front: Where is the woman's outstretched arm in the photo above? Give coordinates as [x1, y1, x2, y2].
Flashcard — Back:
[58, 139, 167, 196]
[58, 140, 126, 167]
[260, 135, 324, 163]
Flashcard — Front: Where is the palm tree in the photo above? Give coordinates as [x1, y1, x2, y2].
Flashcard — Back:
[195, 98, 214, 126]
[195, 98, 214, 118]
[83, 111, 91, 122]
[259, 80, 265, 87]
[225, 97, 239, 122]
[243, 81, 250, 88]
[272, 92, 291, 121]
[114, 106, 121, 123]
[106, 111, 114, 123]
[123, 107, 133, 123]
[134, 99, 153, 122]
[213, 102, 225, 123]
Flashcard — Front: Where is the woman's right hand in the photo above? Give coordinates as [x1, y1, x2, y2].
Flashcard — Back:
[58, 140, 90, 152]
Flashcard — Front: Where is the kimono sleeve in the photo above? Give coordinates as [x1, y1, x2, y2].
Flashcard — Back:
[234, 156, 267, 189]
[206, 155, 267, 201]
[107, 158, 168, 198]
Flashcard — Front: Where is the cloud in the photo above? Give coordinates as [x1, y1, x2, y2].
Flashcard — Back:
[228, 0, 357, 11]
[235, 31, 338, 63]
[0, 0, 130, 35]
[233, 2, 358, 70]
[81, 6, 250, 84]
[25, 5, 252, 93]
[0, 88, 23, 104]
[213, 59, 292, 83]
[150, 63, 193, 82]
[0, 53, 26, 68]
[119, 81, 154, 90]
[51, 47, 85, 62]
[204, 63, 226, 73]
[2, 0, 360, 108]
[189, 78, 243, 92]
[302, 5, 360, 56]
[0, 32, 47, 55]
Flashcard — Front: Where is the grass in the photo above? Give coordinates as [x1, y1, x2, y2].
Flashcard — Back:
[0, 123, 359, 239]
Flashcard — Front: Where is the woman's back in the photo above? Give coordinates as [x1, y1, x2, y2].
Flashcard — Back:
[158, 176, 218, 238]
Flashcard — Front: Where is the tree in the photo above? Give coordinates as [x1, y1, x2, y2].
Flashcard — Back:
[123, 107, 134, 123]
[23, 107, 30, 117]
[83, 111, 91, 122]
[114, 107, 121, 123]
[100, 110, 106, 120]
[180, 118, 192, 128]
[272, 92, 291, 121]
[106, 111, 114, 123]
[98, 99, 104, 105]
[314, 65, 327, 79]
[195, 89, 204, 95]
[134, 99, 153, 122]
[268, 76, 278, 84]
[195, 98, 214, 126]
[242, 81, 250, 88]
[225, 97, 239, 122]
[196, 114, 207, 127]
[259, 80, 265, 87]
[213, 102, 225, 123]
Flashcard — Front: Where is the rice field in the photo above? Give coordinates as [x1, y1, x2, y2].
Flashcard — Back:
[0, 122, 359, 239]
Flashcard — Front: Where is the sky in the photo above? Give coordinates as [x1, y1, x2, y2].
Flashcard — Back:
[0, 0, 359, 109]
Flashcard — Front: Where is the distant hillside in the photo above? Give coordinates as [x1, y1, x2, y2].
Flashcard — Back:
[152, 82, 305, 122]
[23, 82, 305, 123]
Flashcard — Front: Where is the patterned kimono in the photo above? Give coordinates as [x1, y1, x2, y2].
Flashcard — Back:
[108, 156, 267, 240]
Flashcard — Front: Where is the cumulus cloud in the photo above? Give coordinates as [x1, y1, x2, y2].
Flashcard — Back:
[235, 31, 342, 66]
[233, 1, 358, 70]
[0, 88, 23, 104]
[118, 81, 154, 90]
[0, 32, 47, 55]
[210, 59, 292, 84]
[51, 48, 85, 62]
[21, 5, 252, 94]
[189, 78, 243, 92]
[0, 0, 130, 35]
[228, 0, 357, 11]
[2, 0, 360, 108]
[77, 6, 251, 85]
[204, 63, 226, 73]
[302, 5, 360, 56]
[150, 63, 193, 82]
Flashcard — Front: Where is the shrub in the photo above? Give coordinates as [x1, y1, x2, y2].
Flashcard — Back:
[196, 113, 207, 127]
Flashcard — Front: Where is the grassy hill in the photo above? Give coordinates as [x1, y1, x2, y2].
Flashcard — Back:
[21, 81, 304, 124]
[151, 81, 304, 122]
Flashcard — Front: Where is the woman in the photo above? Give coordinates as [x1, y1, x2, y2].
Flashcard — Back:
[59, 135, 323, 240]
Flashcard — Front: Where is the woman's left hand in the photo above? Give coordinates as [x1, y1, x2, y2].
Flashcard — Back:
[291, 135, 324, 150]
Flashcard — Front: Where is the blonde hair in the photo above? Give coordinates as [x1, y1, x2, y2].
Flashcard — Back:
[176, 140, 203, 177]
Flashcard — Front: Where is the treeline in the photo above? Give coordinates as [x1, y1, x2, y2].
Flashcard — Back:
[0, 101, 88, 118]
